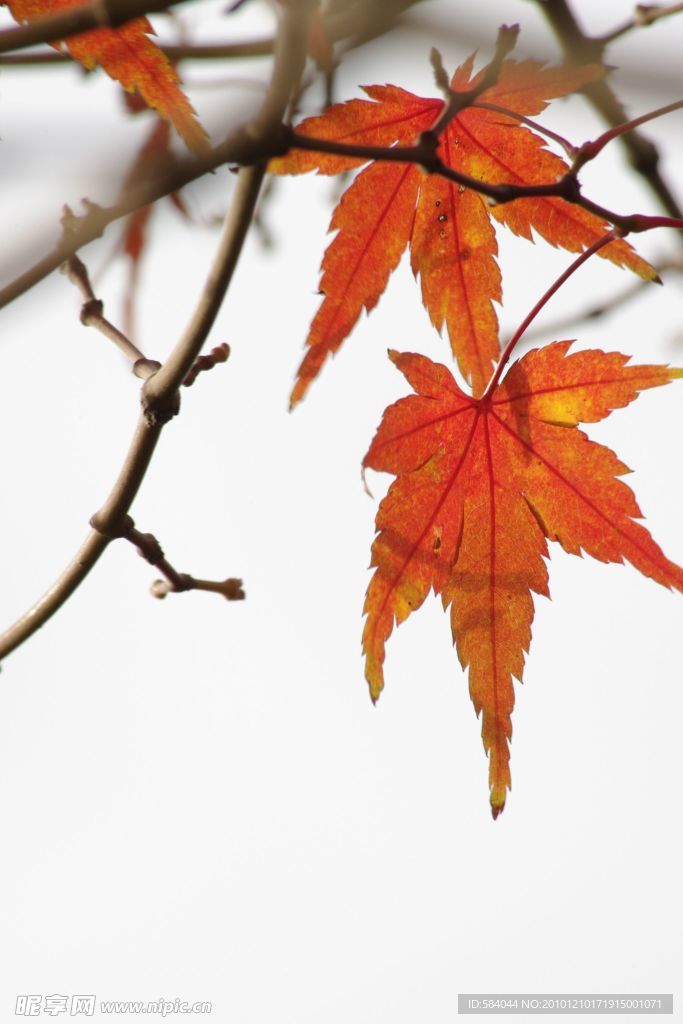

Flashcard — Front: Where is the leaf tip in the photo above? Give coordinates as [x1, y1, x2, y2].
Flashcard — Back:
[490, 791, 506, 820]
[365, 653, 385, 704]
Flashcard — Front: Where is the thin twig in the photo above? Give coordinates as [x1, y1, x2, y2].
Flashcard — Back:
[61, 254, 160, 379]
[473, 100, 576, 159]
[124, 524, 245, 600]
[151, 575, 245, 599]
[572, 98, 683, 173]
[598, 2, 683, 45]
[0, 0, 422, 60]
[0, 39, 274, 65]
[0, 0, 196, 55]
[0, 124, 287, 312]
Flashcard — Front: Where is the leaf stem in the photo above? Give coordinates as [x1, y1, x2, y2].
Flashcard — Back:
[572, 98, 683, 172]
[482, 231, 619, 397]
[473, 100, 576, 158]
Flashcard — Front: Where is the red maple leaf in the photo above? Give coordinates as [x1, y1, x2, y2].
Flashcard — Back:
[5, 0, 208, 153]
[270, 55, 655, 405]
[362, 341, 682, 817]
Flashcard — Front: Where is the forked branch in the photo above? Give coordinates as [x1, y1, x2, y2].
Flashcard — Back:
[0, 0, 315, 663]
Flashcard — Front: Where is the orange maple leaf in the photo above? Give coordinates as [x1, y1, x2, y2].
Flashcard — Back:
[362, 341, 682, 817]
[5, 0, 208, 153]
[270, 56, 656, 405]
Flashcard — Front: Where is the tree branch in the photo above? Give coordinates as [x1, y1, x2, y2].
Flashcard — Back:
[503, 256, 683, 345]
[0, 0, 315, 663]
[124, 523, 245, 600]
[0, 0, 197, 55]
[62, 254, 160, 379]
[4, 79, 681, 315]
[598, 2, 683, 46]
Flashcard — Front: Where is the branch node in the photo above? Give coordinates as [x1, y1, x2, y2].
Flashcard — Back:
[80, 297, 104, 325]
[134, 531, 165, 565]
[89, 511, 135, 540]
[133, 358, 162, 381]
[141, 387, 181, 426]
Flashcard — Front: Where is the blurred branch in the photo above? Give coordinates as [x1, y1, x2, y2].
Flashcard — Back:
[0, 0, 423, 58]
[598, 2, 683, 45]
[0, 40, 274, 64]
[503, 257, 683, 345]
[533, 0, 683, 226]
[0, 0, 198, 55]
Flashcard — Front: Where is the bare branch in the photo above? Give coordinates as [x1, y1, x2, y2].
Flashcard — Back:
[0, 126, 285, 312]
[0, 39, 274, 65]
[0, 0, 198, 56]
[61, 254, 160, 378]
[505, 257, 683, 345]
[0, 0, 315, 663]
[123, 524, 245, 601]
[598, 2, 683, 45]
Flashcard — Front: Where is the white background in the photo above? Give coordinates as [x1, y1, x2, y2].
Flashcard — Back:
[0, 1, 681, 1021]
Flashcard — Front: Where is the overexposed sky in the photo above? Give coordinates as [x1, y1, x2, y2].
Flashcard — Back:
[0, 1, 681, 1020]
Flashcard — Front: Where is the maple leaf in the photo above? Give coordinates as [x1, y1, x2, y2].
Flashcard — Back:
[270, 55, 656, 405]
[4, 0, 208, 153]
[362, 341, 683, 817]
